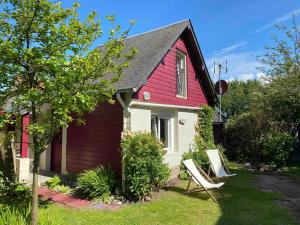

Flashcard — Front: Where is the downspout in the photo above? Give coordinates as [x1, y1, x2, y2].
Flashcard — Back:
[116, 92, 130, 193]
[116, 92, 127, 113]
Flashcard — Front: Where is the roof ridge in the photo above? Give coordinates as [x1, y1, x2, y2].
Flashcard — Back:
[97, 19, 190, 48]
[124, 19, 190, 40]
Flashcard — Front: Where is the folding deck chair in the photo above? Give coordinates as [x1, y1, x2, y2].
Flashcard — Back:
[206, 149, 236, 180]
[182, 159, 225, 202]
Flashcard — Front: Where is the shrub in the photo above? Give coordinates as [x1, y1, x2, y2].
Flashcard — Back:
[8, 183, 31, 200]
[179, 150, 209, 180]
[45, 175, 61, 189]
[77, 166, 117, 201]
[0, 132, 16, 183]
[0, 171, 5, 193]
[121, 132, 170, 200]
[0, 171, 31, 200]
[54, 185, 72, 194]
[225, 111, 270, 163]
[45, 175, 71, 194]
[262, 132, 294, 168]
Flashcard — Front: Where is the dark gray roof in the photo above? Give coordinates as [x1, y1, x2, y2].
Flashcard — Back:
[113, 20, 190, 91]
[102, 19, 217, 104]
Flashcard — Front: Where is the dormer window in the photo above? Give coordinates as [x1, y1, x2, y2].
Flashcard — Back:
[176, 50, 187, 98]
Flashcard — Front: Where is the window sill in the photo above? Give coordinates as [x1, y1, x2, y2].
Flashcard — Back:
[176, 95, 187, 99]
[164, 149, 176, 155]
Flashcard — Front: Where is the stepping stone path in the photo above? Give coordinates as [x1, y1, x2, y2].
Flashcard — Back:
[38, 187, 91, 208]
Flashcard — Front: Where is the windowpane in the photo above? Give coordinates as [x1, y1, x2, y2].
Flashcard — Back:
[151, 117, 158, 137]
[159, 119, 169, 148]
[176, 52, 186, 97]
[151, 116, 170, 149]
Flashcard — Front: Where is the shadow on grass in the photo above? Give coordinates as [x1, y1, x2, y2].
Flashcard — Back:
[168, 185, 212, 201]
[215, 167, 299, 225]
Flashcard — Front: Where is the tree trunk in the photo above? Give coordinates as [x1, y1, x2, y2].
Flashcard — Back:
[10, 136, 16, 174]
[31, 152, 40, 225]
[30, 101, 40, 225]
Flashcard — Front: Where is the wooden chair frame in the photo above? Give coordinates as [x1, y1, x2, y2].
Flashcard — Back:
[206, 149, 233, 182]
[185, 160, 225, 203]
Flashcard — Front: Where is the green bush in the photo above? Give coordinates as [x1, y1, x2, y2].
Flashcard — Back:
[45, 175, 61, 189]
[0, 171, 5, 192]
[121, 132, 170, 200]
[0, 132, 16, 183]
[262, 132, 294, 168]
[54, 185, 71, 194]
[0, 171, 31, 200]
[179, 150, 209, 180]
[45, 175, 71, 194]
[76, 166, 117, 201]
[225, 111, 270, 163]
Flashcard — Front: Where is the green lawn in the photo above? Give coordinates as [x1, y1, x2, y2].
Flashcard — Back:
[283, 164, 300, 180]
[1, 166, 299, 225]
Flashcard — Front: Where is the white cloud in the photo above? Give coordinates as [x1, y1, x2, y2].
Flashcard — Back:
[253, 8, 300, 33]
[206, 51, 263, 82]
[214, 41, 247, 56]
[256, 72, 266, 80]
[238, 73, 255, 81]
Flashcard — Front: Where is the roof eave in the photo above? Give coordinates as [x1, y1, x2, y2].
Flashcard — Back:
[186, 20, 218, 105]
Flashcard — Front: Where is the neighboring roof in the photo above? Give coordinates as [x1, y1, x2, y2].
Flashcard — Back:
[102, 19, 217, 104]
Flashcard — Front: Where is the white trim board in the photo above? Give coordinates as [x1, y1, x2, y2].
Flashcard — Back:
[130, 100, 199, 111]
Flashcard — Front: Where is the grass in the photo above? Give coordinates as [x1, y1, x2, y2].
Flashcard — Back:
[1, 166, 299, 225]
[283, 163, 300, 180]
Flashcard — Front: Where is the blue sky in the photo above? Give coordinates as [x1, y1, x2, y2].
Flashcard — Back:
[60, 0, 300, 81]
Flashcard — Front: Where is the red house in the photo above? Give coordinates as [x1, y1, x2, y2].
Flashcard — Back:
[18, 19, 217, 180]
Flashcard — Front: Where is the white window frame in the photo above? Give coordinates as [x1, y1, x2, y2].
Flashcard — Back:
[176, 50, 187, 98]
[151, 115, 174, 153]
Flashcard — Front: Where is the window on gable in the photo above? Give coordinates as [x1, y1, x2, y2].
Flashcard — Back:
[176, 50, 187, 98]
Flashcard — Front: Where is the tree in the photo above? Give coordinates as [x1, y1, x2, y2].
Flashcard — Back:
[221, 80, 262, 118]
[0, 1, 136, 224]
[258, 16, 300, 127]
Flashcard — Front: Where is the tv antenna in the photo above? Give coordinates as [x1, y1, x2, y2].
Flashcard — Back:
[214, 60, 228, 122]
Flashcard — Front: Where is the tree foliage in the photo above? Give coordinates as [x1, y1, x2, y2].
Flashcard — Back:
[0, 0, 136, 224]
[258, 17, 300, 126]
[224, 17, 299, 166]
[221, 80, 262, 119]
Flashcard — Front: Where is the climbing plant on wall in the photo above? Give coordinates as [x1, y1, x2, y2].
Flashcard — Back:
[195, 105, 216, 150]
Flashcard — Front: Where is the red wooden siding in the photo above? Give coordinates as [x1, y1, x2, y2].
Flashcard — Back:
[20, 113, 30, 158]
[51, 130, 62, 173]
[134, 36, 208, 107]
[66, 102, 123, 174]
